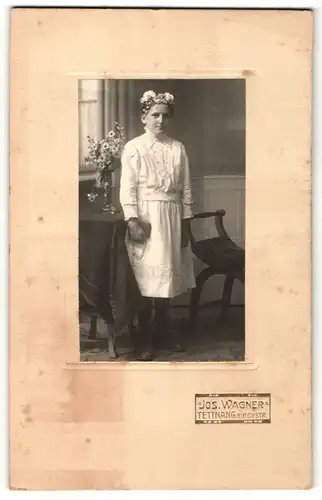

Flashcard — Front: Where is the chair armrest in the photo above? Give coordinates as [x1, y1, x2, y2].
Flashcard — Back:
[190, 210, 231, 241]
[192, 210, 226, 219]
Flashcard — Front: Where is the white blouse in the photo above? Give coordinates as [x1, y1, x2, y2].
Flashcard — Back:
[120, 131, 193, 220]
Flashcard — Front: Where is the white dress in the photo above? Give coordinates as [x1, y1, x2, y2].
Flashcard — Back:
[119, 130, 196, 298]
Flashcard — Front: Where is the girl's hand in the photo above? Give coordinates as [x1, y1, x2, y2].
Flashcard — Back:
[128, 219, 147, 244]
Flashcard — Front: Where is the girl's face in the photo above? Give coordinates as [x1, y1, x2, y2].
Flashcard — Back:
[141, 104, 171, 136]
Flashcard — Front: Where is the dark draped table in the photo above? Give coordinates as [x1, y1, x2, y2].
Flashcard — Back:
[79, 204, 142, 358]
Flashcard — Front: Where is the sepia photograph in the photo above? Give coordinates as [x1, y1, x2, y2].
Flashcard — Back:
[79, 78, 246, 362]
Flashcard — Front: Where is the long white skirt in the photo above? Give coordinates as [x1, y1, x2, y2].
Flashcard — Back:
[126, 199, 196, 298]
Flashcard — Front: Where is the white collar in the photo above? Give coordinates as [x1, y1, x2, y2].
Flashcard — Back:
[143, 128, 171, 147]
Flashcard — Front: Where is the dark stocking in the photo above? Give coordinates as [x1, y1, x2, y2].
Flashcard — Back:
[136, 297, 154, 361]
[153, 298, 185, 352]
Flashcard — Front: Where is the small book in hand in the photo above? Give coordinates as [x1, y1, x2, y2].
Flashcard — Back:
[140, 219, 152, 239]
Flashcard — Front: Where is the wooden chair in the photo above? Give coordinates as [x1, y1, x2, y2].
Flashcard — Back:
[189, 210, 245, 328]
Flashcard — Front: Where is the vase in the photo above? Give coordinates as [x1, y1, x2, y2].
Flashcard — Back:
[100, 167, 119, 214]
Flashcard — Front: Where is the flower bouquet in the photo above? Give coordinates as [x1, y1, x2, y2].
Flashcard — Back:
[85, 122, 126, 214]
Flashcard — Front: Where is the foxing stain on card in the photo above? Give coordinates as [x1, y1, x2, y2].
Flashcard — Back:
[22, 404, 31, 415]
[242, 69, 255, 77]
[66, 370, 124, 423]
[25, 277, 35, 287]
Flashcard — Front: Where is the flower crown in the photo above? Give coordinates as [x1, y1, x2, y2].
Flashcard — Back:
[140, 90, 175, 114]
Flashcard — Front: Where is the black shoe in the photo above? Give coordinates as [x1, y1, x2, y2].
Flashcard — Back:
[136, 348, 154, 361]
[168, 335, 185, 353]
[153, 325, 185, 353]
[169, 340, 185, 353]
[136, 328, 154, 361]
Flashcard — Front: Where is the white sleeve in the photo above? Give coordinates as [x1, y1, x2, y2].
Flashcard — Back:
[119, 142, 140, 220]
[181, 145, 193, 219]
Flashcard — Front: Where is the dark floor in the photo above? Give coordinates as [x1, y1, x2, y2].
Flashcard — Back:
[79, 305, 245, 362]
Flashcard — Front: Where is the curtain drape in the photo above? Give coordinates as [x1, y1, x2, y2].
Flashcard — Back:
[102, 79, 139, 189]
[102, 79, 138, 140]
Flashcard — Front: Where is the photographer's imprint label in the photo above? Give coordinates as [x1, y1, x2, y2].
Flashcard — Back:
[195, 393, 271, 424]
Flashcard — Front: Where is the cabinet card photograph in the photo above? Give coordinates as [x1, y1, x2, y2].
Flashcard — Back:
[10, 8, 312, 491]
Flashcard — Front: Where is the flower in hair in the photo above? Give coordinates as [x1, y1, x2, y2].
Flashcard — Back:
[164, 92, 174, 102]
[140, 90, 157, 103]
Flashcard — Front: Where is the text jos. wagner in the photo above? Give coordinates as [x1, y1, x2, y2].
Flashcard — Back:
[196, 397, 268, 421]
